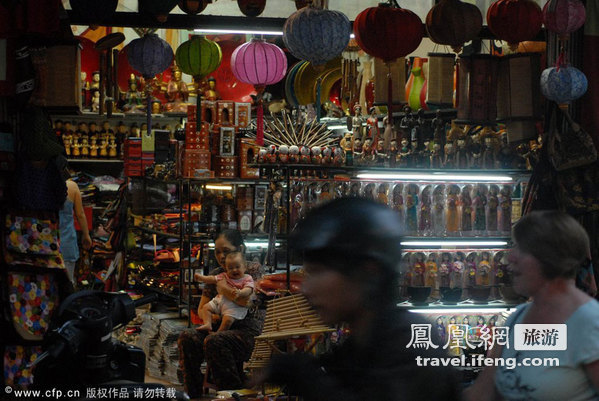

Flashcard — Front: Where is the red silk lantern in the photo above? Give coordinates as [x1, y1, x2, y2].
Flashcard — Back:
[543, 0, 586, 40]
[178, 0, 210, 15]
[232, 39, 287, 146]
[426, 0, 482, 53]
[354, 0, 423, 119]
[354, 1, 423, 63]
[237, 0, 266, 17]
[487, 0, 543, 49]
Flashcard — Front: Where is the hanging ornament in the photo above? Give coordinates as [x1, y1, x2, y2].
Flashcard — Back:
[175, 36, 222, 122]
[542, 0, 586, 41]
[232, 39, 287, 146]
[138, 0, 179, 23]
[69, 0, 118, 26]
[237, 0, 266, 17]
[178, 0, 210, 15]
[487, 0, 543, 50]
[127, 34, 174, 136]
[425, 0, 482, 53]
[354, 0, 423, 121]
[283, 2, 349, 120]
[540, 57, 587, 108]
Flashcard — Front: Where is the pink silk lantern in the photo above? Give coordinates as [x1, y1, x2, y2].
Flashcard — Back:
[232, 39, 287, 145]
[543, 0, 586, 40]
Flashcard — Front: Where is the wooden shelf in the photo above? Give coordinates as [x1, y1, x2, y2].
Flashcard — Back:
[68, 158, 124, 163]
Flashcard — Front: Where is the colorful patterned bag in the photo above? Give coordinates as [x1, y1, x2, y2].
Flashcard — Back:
[3, 345, 43, 389]
[5, 214, 60, 255]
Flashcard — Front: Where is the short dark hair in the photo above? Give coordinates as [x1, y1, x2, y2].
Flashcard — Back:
[216, 229, 245, 252]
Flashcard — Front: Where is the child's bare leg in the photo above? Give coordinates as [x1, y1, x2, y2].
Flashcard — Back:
[217, 315, 236, 332]
[197, 304, 213, 331]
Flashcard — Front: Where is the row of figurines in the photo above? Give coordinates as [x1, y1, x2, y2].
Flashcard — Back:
[290, 180, 515, 236]
[256, 133, 536, 171]
[400, 250, 511, 289]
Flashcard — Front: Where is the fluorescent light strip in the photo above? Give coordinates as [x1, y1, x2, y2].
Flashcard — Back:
[327, 125, 348, 130]
[208, 242, 280, 248]
[194, 28, 284, 36]
[408, 308, 514, 314]
[356, 173, 513, 182]
[205, 184, 233, 191]
[401, 240, 508, 247]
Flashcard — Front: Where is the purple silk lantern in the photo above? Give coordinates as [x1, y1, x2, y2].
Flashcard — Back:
[232, 39, 287, 145]
[543, 0, 586, 41]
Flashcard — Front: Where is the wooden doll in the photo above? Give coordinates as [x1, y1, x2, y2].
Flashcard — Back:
[431, 141, 443, 169]
[472, 184, 488, 234]
[432, 184, 446, 236]
[456, 138, 469, 169]
[405, 183, 419, 234]
[465, 253, 477, 288]
[80, 137, 89, 158]
[71, 141, 81, 158]
[321, 146, 332, 165]
[419, 185, 433, 235]
[382, 115, 395, 151]
[377, 183, 389, 205]
[375, 141, 386, 166]
[108, 138, 117, 158]
[333, 147, 344, 166]
[319, 182, 333, 203]
[392, 184, 405, 223]
[99, 138, 108, 158]
[288, 145, 300, 164]
[412, 253, 426, 287]
[478, 251, 491, 286]
[487, 185, 499, 234]
[469, 133, 483, 169]
[446, 184, 460, 235]
[482, 136, 496, 169]
[499, 185, 513, 234]
[398, 138, 411, 168]
[290, 182, 304, 229]
[360, 138, 375, 165]
[389, 139, 399, 168]
[310, 146, 322, 165]
[443, 141, 455, 169]
[439, 252, 452, 288]
[460, 185, 473, 235]
[362, 183, 376, 201]
[89, 138, 98, 158]
[425, 253, 438, 288]
[451, 252, 465, 289]
[63, 136, 72, 157]
[366, 106, 379, 141]
[300, 146, 311, 164]
[278, 145, 289, 163]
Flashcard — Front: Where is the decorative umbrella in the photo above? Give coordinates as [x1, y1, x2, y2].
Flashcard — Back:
[232, 39, 287, 145]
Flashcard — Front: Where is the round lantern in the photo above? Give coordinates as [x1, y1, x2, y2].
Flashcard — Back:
[283, 5, 350, 66]
[238, 0, 266, 17]
[425, 0, 482, 53]
[543, 0, 586, 40]
[128, 34, 174, 79]
[138, 0, 179, 22]
[487, 0, 543, 49]
[178, 0, 209, 15]
[175, 36, 222, 80]
[69, 0, 118, 24]
[354, 1, 423, 63]
[541, 64, 587, 107]
[232, 39, 287, 146]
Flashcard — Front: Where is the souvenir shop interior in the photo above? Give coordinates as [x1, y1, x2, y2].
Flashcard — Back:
[0, 0, 598, 399]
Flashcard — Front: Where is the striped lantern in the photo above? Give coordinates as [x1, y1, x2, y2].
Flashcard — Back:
[232, 39, 287, 145]
[541, 63, 588, 107]
[175, 36, 222, 80]
[283, 5, 350, 66]
[487, 0, 543, 49]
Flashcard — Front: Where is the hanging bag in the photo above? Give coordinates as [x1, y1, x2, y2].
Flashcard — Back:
[547, 106, 597, 171]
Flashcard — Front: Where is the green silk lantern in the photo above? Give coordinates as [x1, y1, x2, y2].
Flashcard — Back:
[175, 36, 222, 121]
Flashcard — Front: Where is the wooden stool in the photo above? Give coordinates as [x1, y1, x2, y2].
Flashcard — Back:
[202, 363, 218, 394]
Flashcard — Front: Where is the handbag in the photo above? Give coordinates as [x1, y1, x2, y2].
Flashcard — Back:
[548, 107, 597, 171]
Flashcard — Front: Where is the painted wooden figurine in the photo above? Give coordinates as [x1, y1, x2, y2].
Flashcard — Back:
[425, 253, 438, 288]
[108, 138, 117, 158]
[478, 251, 491, 286]
[446, 184, 460, 235]
[460, 185, 473, 235]
[499, 184, 513, 234]
[487, 184, 499, 234]
[472, 184, 487, 234]
[419, 185, 433, 235]
[89, 138, 98, 158]
[439, 252, 452, 288]
[432, 184, 445, 236]
[392, 183, 405, 223]
[412, 253, 426, 287]
[405, 183, 419, 234]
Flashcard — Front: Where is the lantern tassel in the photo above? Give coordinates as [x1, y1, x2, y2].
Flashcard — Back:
[146, 86, 152, 143]
[316, 77, 322, 122]
[387, 63, 393, 124]
[256, 85, 266, 146]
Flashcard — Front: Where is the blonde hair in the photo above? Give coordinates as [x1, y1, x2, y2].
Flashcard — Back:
[513, 210, 590, 279]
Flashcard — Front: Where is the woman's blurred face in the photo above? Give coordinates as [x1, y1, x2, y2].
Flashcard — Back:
[508, 242, 545, 297]
[301, 261, 363, 325]
[214, 235, 237, 267]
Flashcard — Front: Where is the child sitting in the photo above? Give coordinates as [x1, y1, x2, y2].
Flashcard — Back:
[194, 251, 254, 332]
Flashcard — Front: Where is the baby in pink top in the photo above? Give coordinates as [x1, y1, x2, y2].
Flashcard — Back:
[195, 251, 254, 332]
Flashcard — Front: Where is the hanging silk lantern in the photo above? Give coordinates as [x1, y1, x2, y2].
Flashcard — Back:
[283, 3, 349, 120]
[497, 53, 542, 143]
[283, 4, 350, 66]
[69, 0, 118, 25]
[543, 0, 586, 41]
[178, 0, 210, 15]
[354, 0, 423, 118]
[425, 0, 482, 53]
[237, 0, 266, 17]
[541, 61, 587, 108]
[175, 36, 222, 124]
[232, 39, 287, 146]
[426, 53, 455, 109]
[487, 0, 543, 50]
[138, 0, 179, 23]
[456, 55, 499, 124]
[127, 34, 174, 135]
